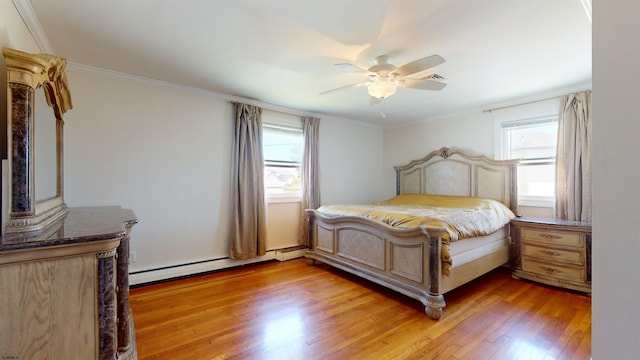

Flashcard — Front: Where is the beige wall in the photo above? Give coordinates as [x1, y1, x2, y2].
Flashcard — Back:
[266, 201, 300, 250]
[61, 67, 385, 281]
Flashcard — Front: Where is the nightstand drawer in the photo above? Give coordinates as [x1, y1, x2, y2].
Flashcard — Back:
[522, 244, 584, 265]
[522, 258, 585, 282]
[521, 228, 583, 247]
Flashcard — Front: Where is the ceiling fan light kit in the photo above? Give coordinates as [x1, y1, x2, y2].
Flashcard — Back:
[322, 54, 446, 102]
[368, 76, 397, 99]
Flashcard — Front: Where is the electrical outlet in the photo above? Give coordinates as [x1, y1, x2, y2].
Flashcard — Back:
[130, 250, 137, 262]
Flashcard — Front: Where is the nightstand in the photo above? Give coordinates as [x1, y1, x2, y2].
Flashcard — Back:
[511, 217, 591, 294]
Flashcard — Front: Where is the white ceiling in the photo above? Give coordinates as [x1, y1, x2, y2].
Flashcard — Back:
[26, 0, 592, 126]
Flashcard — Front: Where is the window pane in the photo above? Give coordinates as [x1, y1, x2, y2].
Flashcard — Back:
[264, 165, 301, 195]
[517, 163, 555, 197]
[263, 126, 303, 164]
[501, 117, 558, 205]
[263, 124, 303, 197]
[505, 121, 557, 161]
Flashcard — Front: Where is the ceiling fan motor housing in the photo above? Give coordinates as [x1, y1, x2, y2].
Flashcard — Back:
[369, 55, 397, 76]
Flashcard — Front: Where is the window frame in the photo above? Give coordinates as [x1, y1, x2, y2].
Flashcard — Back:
[262, 113, 304, 203]
[495, 114, 559, 208]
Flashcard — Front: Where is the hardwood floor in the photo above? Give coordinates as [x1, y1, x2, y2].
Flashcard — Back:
[129, 258, 591, 360]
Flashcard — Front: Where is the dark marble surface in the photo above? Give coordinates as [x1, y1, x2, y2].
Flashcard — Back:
[116, 235, 132, 352]
[10, 83, 33, 214]
[0, 206, 138, 250]
[511, 216, 591, 228]
[98, 252, 117, 360]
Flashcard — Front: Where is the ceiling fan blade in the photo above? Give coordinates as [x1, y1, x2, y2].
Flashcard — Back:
[400, 78, 447, 91]
[394, 55, 445, 77]
[319, 81, 371, 95]
[334, 63, 369, 73]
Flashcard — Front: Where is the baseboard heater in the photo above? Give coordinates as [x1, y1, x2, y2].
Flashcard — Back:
[129, 247, 307, 286]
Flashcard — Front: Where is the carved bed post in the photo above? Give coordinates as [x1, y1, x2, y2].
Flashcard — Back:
[422, 226, 446, 320]
[305, 209, 317, 265]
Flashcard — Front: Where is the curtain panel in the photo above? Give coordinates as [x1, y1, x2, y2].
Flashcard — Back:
[555, 90, 592, 222]
[230, 103, 267, 259]
[298, 117, 321, 246]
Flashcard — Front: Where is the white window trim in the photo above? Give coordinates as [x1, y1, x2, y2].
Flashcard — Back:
[266, 193, 302, 204]
[263, 110, 304, 204]
[493, 103, 560, 209]
[518, 195, 555, 208]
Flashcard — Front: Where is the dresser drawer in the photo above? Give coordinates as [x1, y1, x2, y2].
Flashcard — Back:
[521, 258, 585, 282]
[521, 228, 583, 247]
[521, 243, 584, 265]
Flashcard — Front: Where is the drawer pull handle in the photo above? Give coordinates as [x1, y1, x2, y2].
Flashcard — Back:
[539, 249, 563, 257]
[539, 266, 563, 274]
[538, 233, 562, 240]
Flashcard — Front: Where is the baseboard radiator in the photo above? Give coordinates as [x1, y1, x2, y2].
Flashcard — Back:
[129, 247, 307, 286]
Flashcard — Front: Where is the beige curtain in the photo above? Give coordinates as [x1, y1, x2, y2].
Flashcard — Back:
[298, 117, 321, 246]
[555, 90, 592, 222]
[230, 103, 267, 259]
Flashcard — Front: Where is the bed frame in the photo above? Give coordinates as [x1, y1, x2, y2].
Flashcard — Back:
[305, 147, 518, 320]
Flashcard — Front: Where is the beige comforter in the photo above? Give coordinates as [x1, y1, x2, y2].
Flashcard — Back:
[316, 194, 515, 275]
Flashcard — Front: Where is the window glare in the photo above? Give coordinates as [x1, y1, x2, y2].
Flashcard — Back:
[505, 121, 557, 160]
[517, 164, 555, 197]
[263, 124, 303, 197]
[263, 126, 303, 164]
[265, 166, 301, 195]
[501, 117, 558, 206]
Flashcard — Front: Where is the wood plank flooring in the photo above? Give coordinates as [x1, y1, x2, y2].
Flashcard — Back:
[129, 258, 591, 360]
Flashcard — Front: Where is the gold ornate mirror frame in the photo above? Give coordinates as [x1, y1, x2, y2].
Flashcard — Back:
[3, 48, 73, 233]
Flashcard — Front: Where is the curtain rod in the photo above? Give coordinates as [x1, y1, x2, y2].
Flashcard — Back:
[227, 100, 321, 119]
[483, 95, 562, 113]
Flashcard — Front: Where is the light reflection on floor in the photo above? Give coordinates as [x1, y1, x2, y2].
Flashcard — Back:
[260, 308, 306, 359]
[507, 339, 553, 360]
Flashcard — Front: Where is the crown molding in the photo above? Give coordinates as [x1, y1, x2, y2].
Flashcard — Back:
[67, 61, 228, 98]
[66, 62, 327, 120]
[12, 0, 55, 53]
[11, 0, 331, 123]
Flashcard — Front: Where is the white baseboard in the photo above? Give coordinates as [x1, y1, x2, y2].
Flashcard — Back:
[274, 248, 307, 261]
[129, 248, 307, 286]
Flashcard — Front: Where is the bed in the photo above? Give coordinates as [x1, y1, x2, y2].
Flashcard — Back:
[304, 147, 518, 320]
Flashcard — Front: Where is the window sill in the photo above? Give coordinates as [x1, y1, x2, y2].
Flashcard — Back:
[518, 196, 554, 208]
[266, 195, 302, 204]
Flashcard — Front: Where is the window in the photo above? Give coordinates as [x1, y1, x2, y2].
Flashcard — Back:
[499, 116, 558, 207]
[262, 123, 303, 198]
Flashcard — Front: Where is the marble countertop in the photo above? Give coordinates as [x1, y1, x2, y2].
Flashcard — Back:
[511, 216, 591, 228]
[0, 206, 137, 251]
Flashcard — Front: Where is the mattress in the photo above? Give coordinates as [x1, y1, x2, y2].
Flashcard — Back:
[449, 225, 510, 267]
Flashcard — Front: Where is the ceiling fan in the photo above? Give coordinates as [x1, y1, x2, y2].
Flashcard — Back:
[320, 54, 447, 102]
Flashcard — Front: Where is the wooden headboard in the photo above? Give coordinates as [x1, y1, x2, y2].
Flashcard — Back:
[394, 147, 519, 213]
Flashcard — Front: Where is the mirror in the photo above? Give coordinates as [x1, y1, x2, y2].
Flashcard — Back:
[2, 48, 72, 234]
[34, 85, 59, 202]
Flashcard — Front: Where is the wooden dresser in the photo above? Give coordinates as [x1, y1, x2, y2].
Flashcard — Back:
[1, 49, 138, 359]
[0, 207, 138, 359]
[511, 217, 591, 294]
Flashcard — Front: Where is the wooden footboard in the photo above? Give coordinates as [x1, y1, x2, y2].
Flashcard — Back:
[305, 209, 447, 320]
